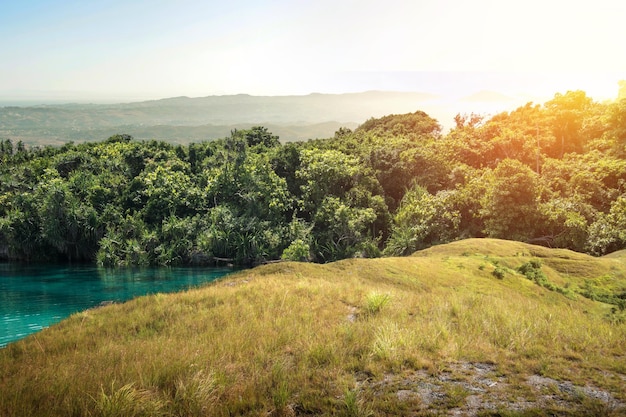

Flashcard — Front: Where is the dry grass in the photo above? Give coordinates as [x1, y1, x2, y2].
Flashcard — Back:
[1, 238, 626, 416]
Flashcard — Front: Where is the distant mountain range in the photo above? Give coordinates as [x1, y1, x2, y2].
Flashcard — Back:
[0, 90, 529, 145]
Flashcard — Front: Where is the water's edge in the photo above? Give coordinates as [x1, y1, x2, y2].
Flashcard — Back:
[0, 264, 235, 347]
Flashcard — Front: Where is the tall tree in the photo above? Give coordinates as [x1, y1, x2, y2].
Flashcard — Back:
[544, 91, 595, 157]
[479, 159, 541, 241]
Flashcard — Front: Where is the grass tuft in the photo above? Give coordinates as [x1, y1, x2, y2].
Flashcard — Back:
[342, 388, 374, 417]
[363, 291, 391, 316]
[94, 383, 164, 417]
[171, 371, 219, 417]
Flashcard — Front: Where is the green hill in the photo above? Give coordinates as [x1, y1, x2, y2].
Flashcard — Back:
[1, 238, 625, 416]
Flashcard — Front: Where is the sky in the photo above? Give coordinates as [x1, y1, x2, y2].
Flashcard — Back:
[1, 0, 626, 103]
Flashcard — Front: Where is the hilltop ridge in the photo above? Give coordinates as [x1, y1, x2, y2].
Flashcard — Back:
[0, 90, 518, 145]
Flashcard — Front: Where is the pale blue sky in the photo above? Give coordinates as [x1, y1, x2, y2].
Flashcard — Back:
[1, 0, 625, 102]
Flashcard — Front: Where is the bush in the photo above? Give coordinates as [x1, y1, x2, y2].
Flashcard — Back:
[281, 239, 310, 262]
[517, 259, 574, 299]
[517, 260, 547, 285]
[492, 266, 506, 279]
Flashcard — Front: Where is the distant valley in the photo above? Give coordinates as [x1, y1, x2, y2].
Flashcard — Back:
[0, 90, 530, 145]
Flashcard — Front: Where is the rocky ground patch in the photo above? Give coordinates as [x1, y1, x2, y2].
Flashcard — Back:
[355, 362, 626, 415]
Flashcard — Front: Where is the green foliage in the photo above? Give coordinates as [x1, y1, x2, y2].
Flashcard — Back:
[342, 388, 373, 417]
[281, 239, 310, 262]
[233, 126, 280, 149]
[297, 148, 362, 210]
[35, 177, 101, 261]
[587, 196, 626, 255]
[385, 185, 462, 256]
[356, 110, 441, 139]
[364, 292, 391, 315]
[544, 90, 597, 157]
[516, 259, 572, 297]
[517, 260, 547, 284]
[3, 89, 626, 265]
[480, 159, 542, 241]
[492, 266, 506, 279]
[578, 277, 626, 309]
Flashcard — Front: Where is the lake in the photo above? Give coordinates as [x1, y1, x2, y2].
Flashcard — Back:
[0, 264, 235, 347]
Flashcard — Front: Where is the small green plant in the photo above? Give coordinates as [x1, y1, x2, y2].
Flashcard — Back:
[517, 259, 546, 284]
[172, 371, 218, 417]
[272, 380, 291, 413]
[441, 383, 470, 408]
[94, 383, 162, 417]
[607, 307, 626, 325]
[270, 361, 292, 414]
[342, 388, 373, 417]
[579, 278, 626, 308]
[371, 323, 402, 361]
[364, 292, 391, 315]
[308, 344, 336, 367]
[518, 259, 553, 289]
[492, 266, 506, 279]
[517, 260, 575, 298]
[357, 239, 382, 258]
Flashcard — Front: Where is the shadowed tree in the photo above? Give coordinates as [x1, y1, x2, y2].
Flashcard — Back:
[479, 159, 541, 242]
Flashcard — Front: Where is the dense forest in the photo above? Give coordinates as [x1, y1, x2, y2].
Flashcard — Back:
[1, 89, 626, 266]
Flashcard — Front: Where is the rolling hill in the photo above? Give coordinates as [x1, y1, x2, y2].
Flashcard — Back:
[1, 238, 625, 416]
[0, 91, 440, 146]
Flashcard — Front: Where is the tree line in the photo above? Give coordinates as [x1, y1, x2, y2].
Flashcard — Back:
[1, 90, 625, 266]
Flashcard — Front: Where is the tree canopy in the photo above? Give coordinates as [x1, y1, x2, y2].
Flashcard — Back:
[2, 92, 626, 266]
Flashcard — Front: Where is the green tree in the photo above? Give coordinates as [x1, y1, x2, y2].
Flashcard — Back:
[236, 152, 293, 221]
[297, 148, 389, 261]
[37, 178, 101, 261]
[270, 142, 303, 197]
[587, 196, 626, 255]
[311, 196, 377, 262]
[0, 193, 48, 261]
[385, 185, 462, 256]
[133, 159, 198, 224]
[96, 211, 153, 267]
[297, 149, 363, 214]
[479, 159, 541, 241]
[233, 126, 281, 149]
[356, 110, 441, 139]
[537, 196, 594, 251]
[604, 98, 626, 157]
[544, 90, 595, 157]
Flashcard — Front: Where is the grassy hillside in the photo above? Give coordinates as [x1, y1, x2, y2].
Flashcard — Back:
[1, 238, 626, 416]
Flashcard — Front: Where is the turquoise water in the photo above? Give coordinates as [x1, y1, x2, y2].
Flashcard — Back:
[0, 264, 235, 347]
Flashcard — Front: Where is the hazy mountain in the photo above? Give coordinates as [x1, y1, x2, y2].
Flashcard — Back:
[0, 90, 525, 145]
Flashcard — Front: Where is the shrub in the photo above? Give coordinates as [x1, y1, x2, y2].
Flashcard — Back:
[517, 260, 547, 285]
[492, 266, 506, 279]
[517, 259, 575, 299]
[281, 239, 310, 262]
